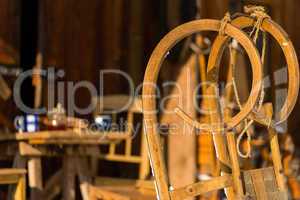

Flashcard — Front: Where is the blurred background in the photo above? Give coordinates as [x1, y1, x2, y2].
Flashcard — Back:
[1, 0, 300, 199]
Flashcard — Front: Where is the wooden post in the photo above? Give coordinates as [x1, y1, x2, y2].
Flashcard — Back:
[14, 175, 26, 200]
[196, 35, 220, 200]
[62, 156, 76, 200]
[28, 157, 43, 200]
[32, 53, 43, 109]
[139, 128, 151, 180]
[206, 81, 235, 199]
[226, 132, 244, 197]
[28, 53, 44, 200]
[8, 153, 27, 200]
[76, 157, 92, 200]
[264, 103, 286, 191]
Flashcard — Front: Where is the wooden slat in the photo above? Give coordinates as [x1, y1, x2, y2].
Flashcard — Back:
[19, 143, 101, 156]
[93, 95, 142, 114]
[94, 177, 155, 191]
[0, 174, 21, 185]
[89, 185, 130, 200]
[0, 130, 130, 142]
[95, 177, 138, 187]
[170, 175, 233, 200]
[0, 169, 26, 175]
[28, 139, 111, 145]
[98, 154, 142, 163]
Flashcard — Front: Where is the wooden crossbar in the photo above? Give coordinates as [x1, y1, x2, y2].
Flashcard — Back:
[170, 175, 233, 200]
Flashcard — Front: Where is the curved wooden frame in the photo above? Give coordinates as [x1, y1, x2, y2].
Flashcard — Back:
[207, 14, 299, 125]
[142, 19, 263, 200]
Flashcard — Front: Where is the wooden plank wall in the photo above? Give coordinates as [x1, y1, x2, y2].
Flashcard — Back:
[0, 0, 20, 127]
[39, 0, 110, 113]
[38, 0, 164, 117]
[0, 0, 20, 55]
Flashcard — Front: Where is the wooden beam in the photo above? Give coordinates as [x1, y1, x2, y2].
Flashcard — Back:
[19, 142, 101, 157]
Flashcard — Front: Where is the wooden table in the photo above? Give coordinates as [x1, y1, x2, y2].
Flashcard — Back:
[0, 130, 129, 200]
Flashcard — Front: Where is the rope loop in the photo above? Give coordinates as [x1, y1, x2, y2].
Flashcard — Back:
[237, 119, 254, 158]
[231, 7, 270, 157]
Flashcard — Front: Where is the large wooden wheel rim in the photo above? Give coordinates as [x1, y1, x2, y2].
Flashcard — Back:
[207, 14, 300, 125]
[142, 19, 263, 199]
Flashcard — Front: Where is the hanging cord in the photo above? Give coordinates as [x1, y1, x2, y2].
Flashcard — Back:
[247, 5, 269, 114]
[231, 42, 254, 158]
[219, 12, 231, 36]
[234, 6, 269, 158]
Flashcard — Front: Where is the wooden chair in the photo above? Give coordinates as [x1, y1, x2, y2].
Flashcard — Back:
[90, 95, 155, 200]
[0, 168, 26, 200]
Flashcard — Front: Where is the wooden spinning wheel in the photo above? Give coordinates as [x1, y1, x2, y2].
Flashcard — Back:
[142, 19, 263, 200]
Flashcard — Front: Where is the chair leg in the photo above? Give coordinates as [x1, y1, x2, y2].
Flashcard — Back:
[14, 175, 26, 200]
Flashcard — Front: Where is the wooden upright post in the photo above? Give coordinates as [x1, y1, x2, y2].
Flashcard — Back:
[28, 157, 43, 200]
[29, 53, 44, 200]
[62, 156, 76, 200]
[264, 103, 286, 191]
[14, 174, 26, 200]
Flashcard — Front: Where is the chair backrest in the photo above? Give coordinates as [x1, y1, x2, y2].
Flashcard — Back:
[92, 95, 149, 180]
